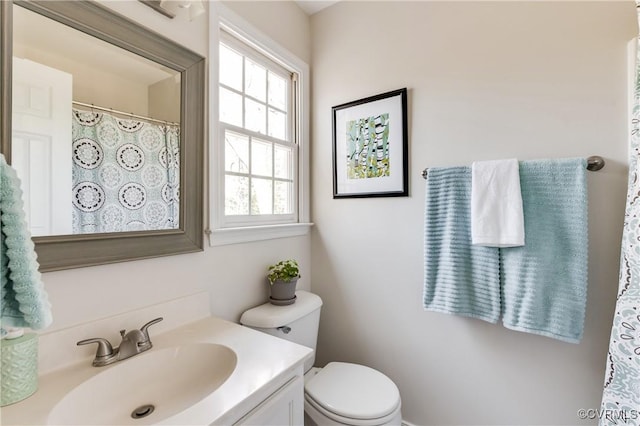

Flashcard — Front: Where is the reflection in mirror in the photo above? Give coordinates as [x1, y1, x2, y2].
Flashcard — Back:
[1, 1, 205, 271]
[12, 4, 182, 236]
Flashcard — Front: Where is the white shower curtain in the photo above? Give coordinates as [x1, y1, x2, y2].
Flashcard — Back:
[71, 109, 180, 233]
[599, 6, 640, 425]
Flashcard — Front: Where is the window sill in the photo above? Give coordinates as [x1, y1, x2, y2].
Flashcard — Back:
[207, 223, 313, 246]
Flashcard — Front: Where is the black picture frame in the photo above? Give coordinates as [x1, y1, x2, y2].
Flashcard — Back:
[332, 88, 408, 198]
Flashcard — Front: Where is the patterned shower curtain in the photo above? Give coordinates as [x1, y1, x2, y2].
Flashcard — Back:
[599, 7, 640, 425]
[71, 109, 180, 234]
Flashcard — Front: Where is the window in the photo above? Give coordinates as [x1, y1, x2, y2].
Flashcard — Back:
[210, 15, 310, 245]
[218, 33, 296, 226]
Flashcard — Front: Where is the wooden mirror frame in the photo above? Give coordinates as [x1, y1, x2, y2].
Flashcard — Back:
[0, 1, 205, 271]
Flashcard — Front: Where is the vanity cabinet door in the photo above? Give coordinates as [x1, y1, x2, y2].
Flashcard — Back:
[234, 375, 304, 426]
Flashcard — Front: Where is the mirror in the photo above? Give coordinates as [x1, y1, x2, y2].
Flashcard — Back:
[13, 5, 182, 237]
[1, 1, 205, 271]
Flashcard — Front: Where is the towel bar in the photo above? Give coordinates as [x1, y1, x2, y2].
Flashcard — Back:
[421, 155, 605, 179]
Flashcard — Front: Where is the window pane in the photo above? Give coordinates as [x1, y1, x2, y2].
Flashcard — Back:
[268, 72, 287, 111]
[268, 108, 286, 140]
[251, 178, 272, 215]
[220, 44, 242, 91]
[251, 139, 272, 177]
[218, 34, 298, 225]
[245, 59, 266, 102]
[225, 175, 249, 215]
[245, 98, 266, 134]
[274, 145, 292, 179]
[225, 131, 249, 173]
[274, 181, 292, 214]
[220, 88, 243, 127]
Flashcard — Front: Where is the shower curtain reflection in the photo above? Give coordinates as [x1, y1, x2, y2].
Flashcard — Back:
[71, 109, 180, 234]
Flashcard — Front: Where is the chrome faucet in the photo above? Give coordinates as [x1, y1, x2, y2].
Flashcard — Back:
[77, 317, 163, 367]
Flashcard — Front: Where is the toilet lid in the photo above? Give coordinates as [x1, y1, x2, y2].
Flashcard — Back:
[305, 362, 400, 420]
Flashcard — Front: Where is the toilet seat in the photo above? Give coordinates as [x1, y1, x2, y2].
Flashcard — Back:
[304, 362, 401, 425]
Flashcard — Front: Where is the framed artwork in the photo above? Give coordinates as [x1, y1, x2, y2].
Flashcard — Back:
[332, 88, 408, 198]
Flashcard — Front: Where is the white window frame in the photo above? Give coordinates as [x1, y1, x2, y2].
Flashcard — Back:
[218, 32, 297, 227]
[208, 4, 311, 246]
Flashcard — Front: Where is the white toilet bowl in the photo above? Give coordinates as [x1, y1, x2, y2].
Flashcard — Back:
[240, 291, 402, 426]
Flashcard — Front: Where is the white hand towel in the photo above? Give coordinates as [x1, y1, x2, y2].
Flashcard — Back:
[471, 158, 525, 247]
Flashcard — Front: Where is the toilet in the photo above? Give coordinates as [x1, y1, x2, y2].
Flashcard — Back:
[240, 290, 402, 426]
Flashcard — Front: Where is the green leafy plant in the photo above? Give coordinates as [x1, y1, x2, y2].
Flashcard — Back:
[268, 259, 300, 285]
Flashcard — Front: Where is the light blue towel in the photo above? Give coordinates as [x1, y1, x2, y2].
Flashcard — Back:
[423, 159, 589, 343]
[0, 154, 52, 330]
[423, 167, 501, 323]
[501, 158, 588, 343]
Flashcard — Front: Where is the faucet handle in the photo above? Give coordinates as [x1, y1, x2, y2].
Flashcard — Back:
[138, 317, 163, 349]
[140, 317, 163, 338]
[77, 337, 114, 356]
[77, 337, 115, 366]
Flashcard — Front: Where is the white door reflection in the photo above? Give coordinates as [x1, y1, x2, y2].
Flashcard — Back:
[12, 58, 72, 236]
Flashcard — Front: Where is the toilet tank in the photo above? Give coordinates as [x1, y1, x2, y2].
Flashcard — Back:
[240, 290, 322, 372]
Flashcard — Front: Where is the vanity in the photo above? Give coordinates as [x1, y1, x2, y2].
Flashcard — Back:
[1, 294, 312, 425]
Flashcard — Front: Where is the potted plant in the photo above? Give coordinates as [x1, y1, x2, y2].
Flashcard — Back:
[267, 259, 300, 305]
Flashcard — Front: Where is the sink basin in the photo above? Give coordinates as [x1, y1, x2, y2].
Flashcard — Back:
[48, 343, 237, 425]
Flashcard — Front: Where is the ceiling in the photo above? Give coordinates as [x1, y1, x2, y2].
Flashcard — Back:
[13, 4, 175, 86]
[295, 0, 340, 15]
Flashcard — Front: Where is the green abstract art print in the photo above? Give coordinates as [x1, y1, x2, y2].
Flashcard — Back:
[332, 88, 407, 198]
[346, 113, 390, 179]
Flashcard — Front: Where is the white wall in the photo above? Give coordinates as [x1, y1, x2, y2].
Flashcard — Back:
[13, 43, 151, 116]
[149, 76, 181, 123]
[310, 2, 636, 425]
[40, 1, 312, 332]
[221, 0, 311, 65]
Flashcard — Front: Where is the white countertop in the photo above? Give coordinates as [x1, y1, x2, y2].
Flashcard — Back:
[1, 316, 313, 425]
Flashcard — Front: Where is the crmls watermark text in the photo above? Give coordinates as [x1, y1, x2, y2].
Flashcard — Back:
[577, 408, 639, 422]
